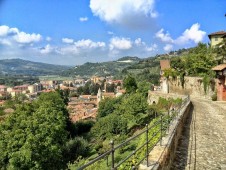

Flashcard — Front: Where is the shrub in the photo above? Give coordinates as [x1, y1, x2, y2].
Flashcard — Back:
[211, 92, 217, 101]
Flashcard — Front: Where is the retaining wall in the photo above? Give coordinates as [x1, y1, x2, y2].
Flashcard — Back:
[139, 96, 192, 170]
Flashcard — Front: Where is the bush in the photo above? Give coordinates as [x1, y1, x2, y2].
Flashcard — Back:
[211, 92, 217, 101]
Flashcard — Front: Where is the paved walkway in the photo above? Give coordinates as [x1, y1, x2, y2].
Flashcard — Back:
[171, 97, 226, 170]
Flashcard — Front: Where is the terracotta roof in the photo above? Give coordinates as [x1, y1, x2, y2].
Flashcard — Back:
[0, 85, 7, 89]
[212, 64, 226, 71]
[160, 60, 170, 70]
[103, 92, 115, 97]
[208, 31, 226, 39]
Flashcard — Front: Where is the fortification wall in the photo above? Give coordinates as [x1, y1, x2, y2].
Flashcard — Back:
[168, 76, 216, 99]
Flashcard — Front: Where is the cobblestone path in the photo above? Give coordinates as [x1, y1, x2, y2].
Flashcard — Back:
[171, 97, 226, 170]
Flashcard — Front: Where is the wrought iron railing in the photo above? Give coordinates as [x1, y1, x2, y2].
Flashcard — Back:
[78, 95, 190, 170]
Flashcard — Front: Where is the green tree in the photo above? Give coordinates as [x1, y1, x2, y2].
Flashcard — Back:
[123, 75, 137, 93]
[213, 38, 226, 64]
[97, 97, 122, 119]
[0, 93, 69, 169]
[91, 114, 127, 139]
[185, 43, 216, 76]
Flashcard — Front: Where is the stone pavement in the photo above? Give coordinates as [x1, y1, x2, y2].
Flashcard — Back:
[171, 97, 226, 170]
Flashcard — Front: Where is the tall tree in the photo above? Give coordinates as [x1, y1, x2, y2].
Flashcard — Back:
[0, 92, 69, 169]
[123, 75, 137, 94]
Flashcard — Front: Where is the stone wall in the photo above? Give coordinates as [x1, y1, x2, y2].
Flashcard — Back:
[148, 91, 186, 105]
[168, 76, 216, 99]
[158, 101, 192, 170]
[139, 96, 192, 170]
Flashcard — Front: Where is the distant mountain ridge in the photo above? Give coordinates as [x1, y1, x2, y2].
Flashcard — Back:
[0, 48, 190, 77]
[61, 56, 161, 77]
[0, 58, 71, 76]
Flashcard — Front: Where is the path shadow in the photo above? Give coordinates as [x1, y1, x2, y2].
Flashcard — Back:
[170, 103, 195, 170]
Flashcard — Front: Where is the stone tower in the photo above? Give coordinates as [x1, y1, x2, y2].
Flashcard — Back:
[97, 88, 102, 104]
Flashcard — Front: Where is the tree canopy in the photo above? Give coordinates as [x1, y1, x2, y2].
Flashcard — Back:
[0, 92, 69, 169]
[123, 75, 137, 93]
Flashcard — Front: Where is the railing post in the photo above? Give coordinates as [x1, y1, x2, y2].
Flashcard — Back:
[110, 140, 115, 170]
[160, 115, 163, 146]
[146, 124, 149, 167]
[168, 109, 170, 132]
[106, 155, 109, 167]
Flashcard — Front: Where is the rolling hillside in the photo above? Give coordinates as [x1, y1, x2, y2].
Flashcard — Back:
[0, 59, 71, 76]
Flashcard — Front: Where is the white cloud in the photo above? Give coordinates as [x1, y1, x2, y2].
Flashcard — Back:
[40, 44, 53, 54]
[155, 29, 174, 43]
[0, 25, 42, 44]
[156, 23, 206, 51]
[0, 25, 10, 36]
[135, 38, 145, 46]
[164, 44, 173, 51]
[175, 23, 206, 44]
[0, 38, 11, 46]
[79, 17, 88, 22]
[0, 26, 19, 37]
[74, 39, 105, 49]
[60, 45, 79, 55]
[62, 38, 74, 44]
[46, 37, 52, 41]
[14, 32, 42, 43]
[146, 44, 158, 52]
[107, 31, 114, 35]
[109, 37, 132, 50]
[90, 0, 157, 29]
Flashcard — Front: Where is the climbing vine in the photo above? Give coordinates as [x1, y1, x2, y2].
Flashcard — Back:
[180, 72, 185, 89]
[203, 74, 210, 94]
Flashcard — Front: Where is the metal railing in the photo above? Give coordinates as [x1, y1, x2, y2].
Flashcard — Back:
[78, 95, 190, 170]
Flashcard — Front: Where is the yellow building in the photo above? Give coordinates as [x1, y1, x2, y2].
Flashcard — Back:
[208, 31, 226, 47]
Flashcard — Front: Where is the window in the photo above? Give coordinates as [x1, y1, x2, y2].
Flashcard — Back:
[215, 37, 218, 41]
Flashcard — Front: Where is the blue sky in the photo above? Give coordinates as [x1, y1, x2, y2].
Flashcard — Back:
[0, 0, 225, 65]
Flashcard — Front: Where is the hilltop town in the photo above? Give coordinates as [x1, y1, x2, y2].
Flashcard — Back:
[0, 30, 225, 169]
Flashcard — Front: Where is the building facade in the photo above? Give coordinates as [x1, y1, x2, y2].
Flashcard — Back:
[208, 31, 226, 47]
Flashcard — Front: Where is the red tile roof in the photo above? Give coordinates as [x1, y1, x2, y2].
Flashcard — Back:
[160, 60, 170, 70]
[208, 31, 226, 39]
[0, 85, 7, 89]
[212, 64, 226, 71]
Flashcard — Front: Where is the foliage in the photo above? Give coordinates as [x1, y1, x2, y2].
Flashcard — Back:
[0, 75, 39, 87]
[123, 75, 137, 93]
[63, 137, 90, 164]
[0, 92, 92, 169]
[91, 114, 128, 139]
[202, 74, 210, 94]
[61, 59, 137, 77]
[137, 81, 151, 97]
[211, 92, 217, 101]
[0, 94, 68, 169]
[212, 38, 226, 64]
[97, 97, 122, 119]
[56, 88, 70, 105]
[171, 43, 217, 77]
[72, 120, 95, 136]
[77, 81, 101, 95]
[69, 92, 78, 97]
[163, 68, 178, 80]
[0, 58, 70, 76]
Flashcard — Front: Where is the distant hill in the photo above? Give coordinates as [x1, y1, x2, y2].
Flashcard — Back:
[0, 59, 71, 76]
[117, 56, 141, 62]
[61, 56, 142, 77]
[61, 56, 161, 78]
[61, 61, 135, 77]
